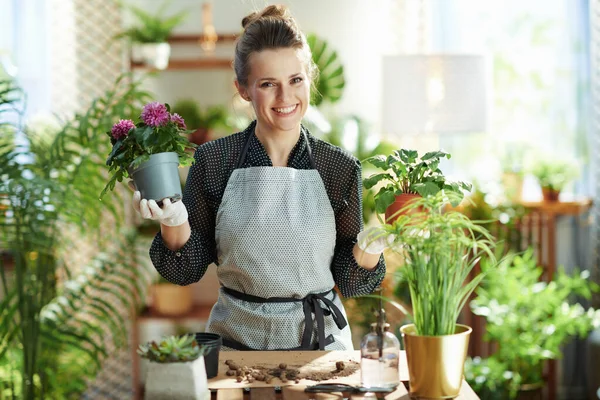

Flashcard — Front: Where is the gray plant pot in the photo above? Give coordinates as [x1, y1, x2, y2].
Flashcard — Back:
[129, 152, 182, 206]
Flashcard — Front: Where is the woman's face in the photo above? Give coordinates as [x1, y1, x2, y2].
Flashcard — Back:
[238, 47, 310, 135]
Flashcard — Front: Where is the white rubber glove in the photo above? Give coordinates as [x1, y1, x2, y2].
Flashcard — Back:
[132, 191, 188, 227]
[357, 226, 396, 254]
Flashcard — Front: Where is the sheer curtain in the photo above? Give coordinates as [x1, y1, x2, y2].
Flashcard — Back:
[0, 0, 52, 120]
[430, 2, 593, 398]
[430, 0, 592, 199]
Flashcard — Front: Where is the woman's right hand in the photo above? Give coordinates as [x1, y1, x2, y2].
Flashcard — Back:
[132, 191, 189, 227]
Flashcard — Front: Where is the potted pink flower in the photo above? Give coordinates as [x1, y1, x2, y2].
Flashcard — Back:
[100, 101, 197, 203]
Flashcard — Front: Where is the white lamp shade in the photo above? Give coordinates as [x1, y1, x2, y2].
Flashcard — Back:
[382, 54, 490, 135]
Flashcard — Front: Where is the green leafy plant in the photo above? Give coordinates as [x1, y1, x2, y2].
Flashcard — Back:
[115, 1, 188, 44]
[471, 248, 600, 386]
[380, 192, 497, 336]
[464, 356, 522, 400]
[529, 157, 579, 191]
[363, 149, 472, 213]
[172, 99, 231, 131]
[307, 33, 345, 106]
[137, 335, 205, 363]
[101, 101, 197, 199]
[0, 75, 155, 399]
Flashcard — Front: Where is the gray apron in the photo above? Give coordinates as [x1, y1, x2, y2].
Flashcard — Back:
[206, 129, 353, 351]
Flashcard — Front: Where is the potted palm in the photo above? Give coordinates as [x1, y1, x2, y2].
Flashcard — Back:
[378, 192, 497, 399]
[138, 335, 210, 400]
[470, 249, 600, 399]
[100, 101, 196, 204]
[363, 149, 471, 223]
[0, 75, 157, 398]
[116, 1, 188, 69]
[172, 99, 232, 146]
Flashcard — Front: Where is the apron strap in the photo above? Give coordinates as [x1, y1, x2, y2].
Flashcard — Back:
[222, 287, 347, 350]
[222, 335, 335, 351]
[235, 124, 317, 170]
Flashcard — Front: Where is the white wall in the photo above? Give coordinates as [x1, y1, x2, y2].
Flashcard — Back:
[131, 0, 401, 131]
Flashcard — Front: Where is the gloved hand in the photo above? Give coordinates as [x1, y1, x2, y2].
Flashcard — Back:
[132, 191, 188, 227]
[357, 226, 396, 254]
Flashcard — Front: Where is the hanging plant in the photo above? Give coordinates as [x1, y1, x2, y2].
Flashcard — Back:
[306, 33, 345, 106]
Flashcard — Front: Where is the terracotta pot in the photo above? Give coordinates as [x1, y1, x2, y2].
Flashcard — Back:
[189, 128, 213, 146]
[152, 283, 193, 316]
[385, 194, 421, 224]
[541, 187, 560, 202]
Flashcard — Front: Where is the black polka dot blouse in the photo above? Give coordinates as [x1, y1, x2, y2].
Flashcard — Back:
[149, 121, 386, 298]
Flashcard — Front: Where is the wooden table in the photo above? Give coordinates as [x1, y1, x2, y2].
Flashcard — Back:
[208, 350, 479, 399]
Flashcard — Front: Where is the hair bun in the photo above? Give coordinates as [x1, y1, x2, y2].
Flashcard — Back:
[241, 5, 290, 29]
[241, 12, 258, 29]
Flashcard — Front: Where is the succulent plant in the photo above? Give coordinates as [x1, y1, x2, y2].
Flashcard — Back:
[137, 335, 204, 363]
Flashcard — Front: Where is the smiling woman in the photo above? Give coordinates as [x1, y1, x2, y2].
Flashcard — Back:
[130, 4, 395, 354]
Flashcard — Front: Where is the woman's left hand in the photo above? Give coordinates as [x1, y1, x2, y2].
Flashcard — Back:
[356, 226, 396, 255]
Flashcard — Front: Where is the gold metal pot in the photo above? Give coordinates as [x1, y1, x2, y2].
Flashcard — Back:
[400, 324, 472, 399]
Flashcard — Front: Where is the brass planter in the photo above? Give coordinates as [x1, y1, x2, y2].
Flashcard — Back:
[400, 324, 472, 399]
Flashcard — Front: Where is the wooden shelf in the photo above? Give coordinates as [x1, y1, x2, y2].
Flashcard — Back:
[519, 198, 593, 216]
[137, 304, 212, 321]
[130, 58, 232, 71]
[167, 33, 238, 44]
[129, 33, 236, 71]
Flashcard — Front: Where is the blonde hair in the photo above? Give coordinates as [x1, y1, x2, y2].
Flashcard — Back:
[234, 4, 317, 87]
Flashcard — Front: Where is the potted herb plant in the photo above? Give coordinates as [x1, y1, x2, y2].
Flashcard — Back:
[100, 101, 196, 204]
[172, 99, 231, 146]
[379, 192, 497, 399]
[116, 1, 188, 69]
[363, 149, 471, 223]
[471, 249, 600, 399]
[138, 335, 210, 400]
[529, 156, 579, 202]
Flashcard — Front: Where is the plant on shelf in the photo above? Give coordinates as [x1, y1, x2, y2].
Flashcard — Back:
[116, 1, 189, 69]
[375, 191, 497, 398]
[470, 248, 600, 398]
[100, 101, 197, 203]
[138, 335, 210, 400]
[151, 273, 193, 316]
[528, 155, 579, 202]
[0, 75, 155, 399]
[363, 149, 472, 222]
[172, 98, 232, 145]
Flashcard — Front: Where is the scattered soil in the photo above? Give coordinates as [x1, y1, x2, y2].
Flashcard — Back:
[224, 358, 359, 383]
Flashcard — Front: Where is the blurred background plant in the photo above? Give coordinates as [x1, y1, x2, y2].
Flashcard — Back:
[114, 0, 188, 44]
[468, 248, 600, 397]
[0, 75, 156, 398]
[171, 98, 240, 145]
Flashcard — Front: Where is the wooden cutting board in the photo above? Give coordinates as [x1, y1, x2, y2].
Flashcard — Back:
[207, 350, 409, 390]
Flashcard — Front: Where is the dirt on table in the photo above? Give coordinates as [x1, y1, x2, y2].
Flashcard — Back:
[224, 358, 359, 383]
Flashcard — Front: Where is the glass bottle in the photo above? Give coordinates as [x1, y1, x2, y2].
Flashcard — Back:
[360, 322, 401, 389]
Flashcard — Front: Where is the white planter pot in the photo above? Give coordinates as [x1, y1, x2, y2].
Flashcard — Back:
[140, 42, 171, 70]
[131, 45, 144, 63]
[144, 357, 210, 400]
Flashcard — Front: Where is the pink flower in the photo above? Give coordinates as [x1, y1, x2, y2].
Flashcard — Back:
[111, 119, 135, 140]
[170, 113, 186, 129]
[141, 102, 170, 127]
